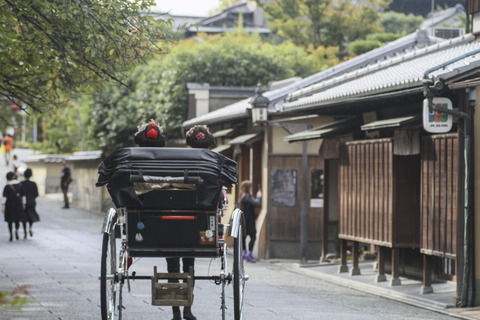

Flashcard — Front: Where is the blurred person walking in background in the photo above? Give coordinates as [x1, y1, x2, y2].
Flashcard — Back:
[2, 134, 14, 166]
[2, 171, 26, 241]
[60, 159, 72, 209]
[21, 169, 40, 237]
[12, 154, 21, 176]
[238, 180, 261, 263]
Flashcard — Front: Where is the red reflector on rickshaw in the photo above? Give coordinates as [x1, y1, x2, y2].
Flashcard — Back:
[161, 216, 197, 220]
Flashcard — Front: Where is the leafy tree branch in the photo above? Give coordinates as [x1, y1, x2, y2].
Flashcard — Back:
[0, 0, 171, 115]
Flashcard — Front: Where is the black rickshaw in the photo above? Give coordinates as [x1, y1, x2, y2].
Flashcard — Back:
[96, 147, 246, 320]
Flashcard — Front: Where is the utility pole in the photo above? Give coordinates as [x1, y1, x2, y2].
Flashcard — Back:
[431, 0, 435, 26]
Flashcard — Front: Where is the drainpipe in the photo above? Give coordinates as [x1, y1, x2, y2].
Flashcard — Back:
[466, 2, 471, 34]
[453, 87, 476, 307]
[464, 89, 475, 307]
[423, 60, 475, 306]
[300, 140, 309, 263]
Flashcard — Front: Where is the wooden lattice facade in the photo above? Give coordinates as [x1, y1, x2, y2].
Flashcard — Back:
[420, 134, 459, 259]
[339, 138, 420, 248]
[467, 0, 480, 14]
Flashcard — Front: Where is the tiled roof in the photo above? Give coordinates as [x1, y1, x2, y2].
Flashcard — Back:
[150, 13, 205, 30]
[286, 30, 443, 102]
[282, 34, 480, 112]
[188, 26, 270, 34]
[195, 2, 259, 27]
[420, 4, 465, 29]
[183, 97, 251, 128]
[23, 151, 103, 163]
[183, 30, 441, 128]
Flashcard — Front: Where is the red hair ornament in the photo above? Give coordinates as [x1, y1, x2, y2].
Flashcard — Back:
[134, 120, 165, 147]
[185, 125, 216, 149]
[146, 124, 159, 139]
[196, 132, 205, 140]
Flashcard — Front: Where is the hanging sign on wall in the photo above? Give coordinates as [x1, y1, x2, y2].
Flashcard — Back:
[422, 97, 453, 133]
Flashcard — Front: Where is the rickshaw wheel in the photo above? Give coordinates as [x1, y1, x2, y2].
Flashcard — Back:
[233, 224, 245, 320]
[101, 224, 119, 320]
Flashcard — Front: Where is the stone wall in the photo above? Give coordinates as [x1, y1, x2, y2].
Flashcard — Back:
[69, 159, 108, 213]
[23, 152, 109, 214]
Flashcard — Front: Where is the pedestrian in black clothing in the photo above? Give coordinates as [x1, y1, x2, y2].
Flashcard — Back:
[21, 169, 40, 237]
[2, 171, 26, 241]
[238, 180, 262, 263]
[61, 159, 72, 209]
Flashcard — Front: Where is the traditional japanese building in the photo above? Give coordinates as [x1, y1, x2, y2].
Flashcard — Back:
[182, 3, 480, 306]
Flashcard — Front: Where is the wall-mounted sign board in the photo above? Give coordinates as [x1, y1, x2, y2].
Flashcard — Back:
[422, 97, 453, 133]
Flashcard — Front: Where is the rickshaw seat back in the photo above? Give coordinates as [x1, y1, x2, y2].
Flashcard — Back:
[96, 147, 238, 211]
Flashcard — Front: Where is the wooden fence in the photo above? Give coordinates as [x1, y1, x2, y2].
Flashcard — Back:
[339, 138, 420, 248]
[420, 134, 458, 258]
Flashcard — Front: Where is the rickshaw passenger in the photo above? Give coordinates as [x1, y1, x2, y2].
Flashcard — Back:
[166, 125, 216, 320]
[132, 120, 168, 195]
[134, 122, 216, 320]
[133, 120, 165, 148]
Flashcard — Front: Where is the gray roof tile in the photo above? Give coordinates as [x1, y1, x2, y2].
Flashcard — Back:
[283, 34, 480, 111]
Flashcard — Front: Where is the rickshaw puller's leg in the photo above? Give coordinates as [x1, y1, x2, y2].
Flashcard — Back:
[172, 306, 181, 320]
[183, 306, 197, 320]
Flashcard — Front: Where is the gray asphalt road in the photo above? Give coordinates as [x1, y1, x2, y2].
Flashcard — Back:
[0, 196, 462, 320]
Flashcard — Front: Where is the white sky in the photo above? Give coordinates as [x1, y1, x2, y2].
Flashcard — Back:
[152, 0, 222, 16]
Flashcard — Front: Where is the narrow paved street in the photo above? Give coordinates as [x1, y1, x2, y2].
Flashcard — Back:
[0, 195, 465, 320]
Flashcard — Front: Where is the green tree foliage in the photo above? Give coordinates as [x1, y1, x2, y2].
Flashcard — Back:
[258, 0, 391, 53]
[215, 0, 240, 13]
[322, 0, 387, 56]
[90, 65, 151, 153]
[349, 39, 383, 55]
[309, 45, 341, 70]
[349, 32, 401, 55]
[256, 0, 329, 48]
[379, 11, 424, 35]
[0, 0, 171, 116]
[37, 92, 97, 153]
[304, 0, 330, 48]
[90, 34, 319, 153]
[256, 0, 307, 46]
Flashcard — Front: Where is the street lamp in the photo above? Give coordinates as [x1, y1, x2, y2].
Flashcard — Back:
[250, 85, 270, 125]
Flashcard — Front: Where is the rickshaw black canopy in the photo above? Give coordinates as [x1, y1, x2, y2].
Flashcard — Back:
[96, 147, 238, 210]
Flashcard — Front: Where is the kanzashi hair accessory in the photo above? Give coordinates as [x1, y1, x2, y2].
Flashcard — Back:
[134, 119, 165, 147]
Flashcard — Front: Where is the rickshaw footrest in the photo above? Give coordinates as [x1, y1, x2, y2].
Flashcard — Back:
[151, 266, 194, 306]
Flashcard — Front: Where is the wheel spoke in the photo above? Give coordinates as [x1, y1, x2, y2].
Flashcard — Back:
[233, 221, 246, 320]
[101, 215, 122, 320]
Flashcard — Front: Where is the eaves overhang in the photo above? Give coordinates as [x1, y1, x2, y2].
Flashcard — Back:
[182, 98, 251, 128]
[228, 132, 263, 145]
[284, 117, 359, 143]
[212, 128, 235, 138]
[281, 87, 424, 116]
[211, 144, 232, 153]
[361, 115, 421, 131]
